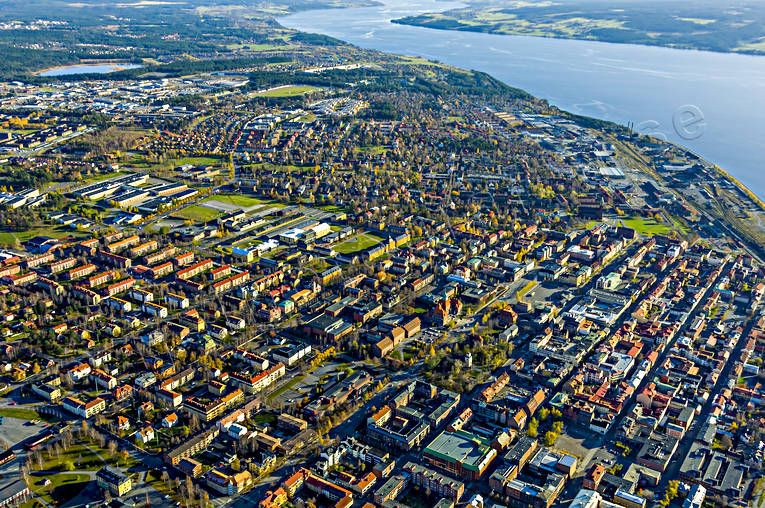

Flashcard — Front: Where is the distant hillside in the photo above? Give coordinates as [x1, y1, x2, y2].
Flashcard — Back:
[393, 0, 765, 55]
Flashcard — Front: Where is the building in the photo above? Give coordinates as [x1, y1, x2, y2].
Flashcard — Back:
[272, 343, 312, 366]
[31, 383, 61, 402]
[403, 462, 465, 500]
[206, 469, 253, 496]
[278, 413, 308, 433]
[164, 428, 220, 465]
[183, 389, 244, 422]
[0, 480, 30, 507]
[177, 458, 203, 478]
[96, 466, 132, 496]
[283, 468, 353, 508]
[423, 430, 497, 480]
[62, 396, 106, 418]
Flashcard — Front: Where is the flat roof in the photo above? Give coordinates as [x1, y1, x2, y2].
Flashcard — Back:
[424, 430, 495, 471]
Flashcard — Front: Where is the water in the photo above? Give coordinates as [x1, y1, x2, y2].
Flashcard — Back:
[38, 63, 141, 77]
[279, 0, 765, 199]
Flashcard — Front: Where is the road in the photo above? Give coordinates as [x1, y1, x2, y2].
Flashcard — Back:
[653, 300, 759, 497]
[608, 259, 731, 438]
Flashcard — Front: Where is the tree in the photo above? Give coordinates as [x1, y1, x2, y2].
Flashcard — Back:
[62, 460, 75, 471]
[543, 431, 558, 447]
[538, 407, 549, 421]
[526, 418, 538, 438]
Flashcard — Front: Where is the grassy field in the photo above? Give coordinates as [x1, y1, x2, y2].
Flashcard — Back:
[33, 437, 138, 473]
[267, 375, 305, 402]
[296, 112, 317, 123]
[145, 469, 183, 503]
[203, 193, 279, 208]
[0, 227, 85, 247]
[226, 43, 289, 51]
[78, 171, 127, 185]
[623, 216, 687, 236]
[27, 473, 91, 507]
[173, 156, 222, 166]
[0, 407, 43, 420]
[172, 205, 222, 222]
[396, 55, 443, 67]
[129, 155, 223, 170]
[334, 233, 383, 254]
[252, 413, 277, 425]
[254, 85, 321, 98]
[319, 205, 346, 213]
[36, 443, 105, 472]
[355, 145, 387, 155]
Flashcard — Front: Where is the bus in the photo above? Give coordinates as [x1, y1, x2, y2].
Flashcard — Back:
[0, 449, 15, 466]
[25, 430, 54, 450]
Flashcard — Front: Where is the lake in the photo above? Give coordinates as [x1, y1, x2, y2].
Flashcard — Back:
[280, 0, 765, 199]
[38, 63, 141, 77]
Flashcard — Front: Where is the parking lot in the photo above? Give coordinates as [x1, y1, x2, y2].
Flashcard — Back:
[0, 415, 49, 450]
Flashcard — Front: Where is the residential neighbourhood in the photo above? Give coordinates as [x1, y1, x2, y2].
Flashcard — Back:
[0, 9, 762, 508]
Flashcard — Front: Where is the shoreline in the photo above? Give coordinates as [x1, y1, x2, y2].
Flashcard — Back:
[391, 17, 765, 58]
[34, 61, 139, 76]
[277, 4, 765, 203]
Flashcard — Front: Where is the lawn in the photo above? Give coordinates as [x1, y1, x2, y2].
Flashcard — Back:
[296, 112, 317, 123]
[0, 407, 43, 420]
[354, 145, 387, 155]
[145, 469, 182, 503]
[0, 227, 85, 247]
[333, 233, 383, 254]
[203, 193, 278, 208]
[172, 205, 222, 222]
[36, 443, 106, 472]
[623, 216, 687, 236]
[267, 375, 305, 402]
[254, 85, 321, 98]
[226, 43, 289, 51]
[252, 413, 277, 425]
[0, 407, 49, 421]
[27, 473, 91, 507]
[34, 437, 137, 473]
[78, 171, 127, 185]
[171, 156, 222, 167]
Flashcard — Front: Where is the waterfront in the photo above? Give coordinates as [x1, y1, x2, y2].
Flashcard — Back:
[280, 0, 765, 198]
[38, 63, 141, 77]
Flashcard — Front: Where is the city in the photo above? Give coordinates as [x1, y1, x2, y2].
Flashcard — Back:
[0, 1, 763, 508]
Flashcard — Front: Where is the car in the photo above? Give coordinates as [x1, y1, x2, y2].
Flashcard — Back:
[164, 495, 170, 500]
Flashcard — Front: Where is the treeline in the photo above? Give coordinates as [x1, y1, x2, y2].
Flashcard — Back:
[26, 56, 291, 84]
[245, 66, 532, 99]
